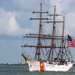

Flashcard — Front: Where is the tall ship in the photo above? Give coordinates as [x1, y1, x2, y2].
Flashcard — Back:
[21, 2, 73, 72]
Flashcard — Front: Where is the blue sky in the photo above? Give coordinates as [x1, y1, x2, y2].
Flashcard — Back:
[0, 0, 75, 64]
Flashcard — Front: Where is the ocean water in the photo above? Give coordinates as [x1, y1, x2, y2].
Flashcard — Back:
[0, 64, 75, 75]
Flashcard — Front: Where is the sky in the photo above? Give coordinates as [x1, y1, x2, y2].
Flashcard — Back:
[0, 0, 75, 64]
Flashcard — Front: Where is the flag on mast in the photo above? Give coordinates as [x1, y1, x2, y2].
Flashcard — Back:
[67, 35, 75, 47]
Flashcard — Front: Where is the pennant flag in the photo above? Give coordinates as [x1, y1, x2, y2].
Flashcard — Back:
[67, 35, 75, 48]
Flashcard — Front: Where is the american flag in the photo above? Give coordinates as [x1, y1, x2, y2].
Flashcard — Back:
[67, 35, 75, 48]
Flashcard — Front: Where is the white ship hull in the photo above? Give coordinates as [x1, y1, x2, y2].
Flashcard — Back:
[28, 60, 73, 72]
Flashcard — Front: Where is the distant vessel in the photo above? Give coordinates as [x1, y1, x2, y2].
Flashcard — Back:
[21, 2, 73, 72]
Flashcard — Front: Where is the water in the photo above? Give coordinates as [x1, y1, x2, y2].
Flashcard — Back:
[0, 64, 75, 75]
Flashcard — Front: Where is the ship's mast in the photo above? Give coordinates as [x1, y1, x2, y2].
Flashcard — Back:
[51, 6, 56, 61]
[28, 2, 48, 60]
[48, 6, 63, 62]
[38, 3, 42, 60]
[61, 16, 65, 60]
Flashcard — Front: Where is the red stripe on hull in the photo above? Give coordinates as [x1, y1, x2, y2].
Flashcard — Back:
[40, 62, 44, 72]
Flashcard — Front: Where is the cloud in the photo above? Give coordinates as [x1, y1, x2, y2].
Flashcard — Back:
[0, 8, 33, 36]
[66, 12, 75, 36]
[0, 0, 75, 37]
[47, 0, 74, 14]
[12, 0, 39, 11]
